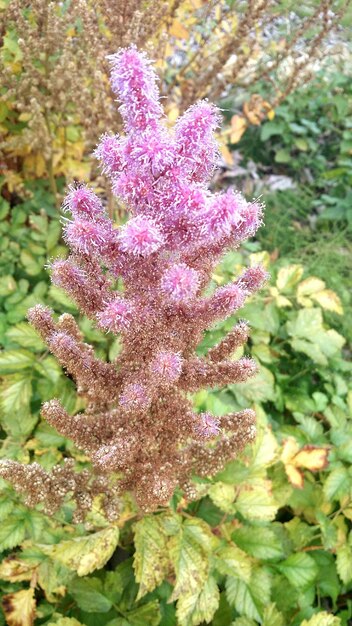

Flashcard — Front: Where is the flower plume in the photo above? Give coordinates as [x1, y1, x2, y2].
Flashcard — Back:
[0, 46, 266, 519]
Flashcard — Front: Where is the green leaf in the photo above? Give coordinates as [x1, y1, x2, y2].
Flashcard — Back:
[232, 526, 284, 561]
[20, 249, 43, 276]
[233, 366, 276, 406]
[226, 567, 272, 622]
[0, 349, 35, 373]
[277, 553, 318, 589]
[133, 514, 170, 600]
[300, 612, 341, 626]
[336, 543, 352, 584]
[208, 482, 235, 512]
[275, 149, 291, 163]
[323, 466, 350, 501]
[176, 575, 220, 626]
[48, 617, 84, 626]
[215, 545, 252, 582]
[262, 603, 284, 626]
[107, 600, 161, 626]
[0, 374, 36, 437]
[234, 481, 278, 521]
[169, 517, 215, 601]
[68, 577, 113, 612]
[0, 516, 26, 551]
[287, 308, 345, 366]
[5, 323, 45, 350]
[38, 527, 119, 576]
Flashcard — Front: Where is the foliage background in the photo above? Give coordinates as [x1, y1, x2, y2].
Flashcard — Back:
[0, 1, 351, 625]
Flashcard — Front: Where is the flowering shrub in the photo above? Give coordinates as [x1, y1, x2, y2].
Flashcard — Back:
[0, 47, 266, 519]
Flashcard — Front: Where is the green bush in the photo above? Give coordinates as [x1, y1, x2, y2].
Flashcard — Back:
[0, 241, 351, 625]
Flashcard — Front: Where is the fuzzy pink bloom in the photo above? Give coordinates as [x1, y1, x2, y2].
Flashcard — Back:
[150, 351, 183, 383]
[202, 190, 246, 239]
[127, 131, 175, 176]
[94, 133, 124, 176]
[205, 283, 247, 320]
[51, 259, 85, 290]
[63, 184, 105, 221]
[175, 101, 221, 181]
[239, 266, 269, 293]
[118, 216, 164, 256]
[63, 219, 111, 255]
[195, 413, 220, 438]
[97, 298, 133, 333]
[235, 200, 264, 240]
[119, 383, 150, 410]
[161, 264, 200, 303]
[108, 46, 163, 132]
[112, 171, 154, 209]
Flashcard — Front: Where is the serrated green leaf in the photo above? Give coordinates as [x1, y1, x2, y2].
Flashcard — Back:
[176, 574, 219, 626]
[68, 577, 112, 612]
[323, 466, 350, 501]
[208, 482, 235, 512]
[300, 612, 341, 626]
[262, 603, 284, 626]
[215, 545, 252, 582]
[133, 514, 170, 600]
[5, 323, 45, 350]
[226, 567, 272, 622]
[336, 543, 352, 584]
[107, 600, 161, 626]
[38, 527, 119, 576]
[0, 516, 26, 551]
[277, 553, 318, 589]
[232, 526, 284, 560]
[169, 518, 215, 601]
[234, 481, 278, 521]
[48, 619, 84, 626]
[0, 349, 35, 373]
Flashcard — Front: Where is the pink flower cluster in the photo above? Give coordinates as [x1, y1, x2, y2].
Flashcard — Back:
[0, 47, 267, 516]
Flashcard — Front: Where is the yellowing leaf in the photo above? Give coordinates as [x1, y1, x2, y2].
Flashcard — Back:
[230, 115, 247, 143]
[167, 104, 180, 124]
[2, 588, 36, 626]
[249, 251, 271, 269]
[267, 109, 275, 120]
[311, 289, 343, 315]
[276, 265, 304, 292]
[169, 20, 189, 39]
[38, 527, 119, 576]
[133, 515, 170, 599]
[281, 438, 329, 488]
[300, 612, 341, 626]
[235, 480, 278, 521]
[0, 556, 38, 583]
[208, 482, 235, 512]
[297, 277, 326, 296]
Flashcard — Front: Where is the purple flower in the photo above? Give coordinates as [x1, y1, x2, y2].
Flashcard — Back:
[161, 264, 200, 303]
[118, 215, 164, 256]
[119, 383, 151, 410]
[150, 351, 183, 383]
[195, 413, 220, 438]
[97, 298, 134, 333]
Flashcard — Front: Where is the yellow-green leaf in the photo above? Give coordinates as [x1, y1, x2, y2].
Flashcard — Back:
[38, 527, 119, 576]
[133, 515, 170, 600]
[2, 588, 36, 626]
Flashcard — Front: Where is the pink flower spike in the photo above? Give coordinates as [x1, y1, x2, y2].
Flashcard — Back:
[94, 133, 124, 176]
[108, 46, 163, 132]
[196, 413, 220, 438]
[63, 184, 105, 221]
[239, 265, 269, 294]
[150, 351, 183, 384]
[161, 264, 200, 303]
[63, 219, 110, 255]
[119, 383, 150, 410]
[97, 298, 133, 333]
[208, 283, 247, 319]
[118, 216, 164, 256]
[202, 190, 246, 239]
